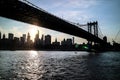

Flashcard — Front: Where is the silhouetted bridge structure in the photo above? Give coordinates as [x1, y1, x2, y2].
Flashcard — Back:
[0, 0, 107, 45]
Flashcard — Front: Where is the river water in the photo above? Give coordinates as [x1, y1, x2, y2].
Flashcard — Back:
[0, 51, 120, 80]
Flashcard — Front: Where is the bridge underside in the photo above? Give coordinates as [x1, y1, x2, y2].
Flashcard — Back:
[0, 0, 106, 44]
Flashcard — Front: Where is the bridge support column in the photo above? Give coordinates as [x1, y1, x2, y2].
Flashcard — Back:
[87, 22, 92, 45]
[87, 21, 99, 45]
[87, 22, 92, 34]
[95, 21, 98, 37]
[93, 21, 98, 37]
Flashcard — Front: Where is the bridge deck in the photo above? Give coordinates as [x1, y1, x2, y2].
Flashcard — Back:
[0, 0, 106, 44]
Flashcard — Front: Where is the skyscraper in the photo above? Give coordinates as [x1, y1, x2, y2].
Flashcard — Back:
[66, 38, 72, 45]
[35, 30, 39, 41]
[41, 34, 44, 41]
[61, 38, 72, 46]
[3, 34, 5, 39]
[23, 34, 26, 43]
[61, 38, 66, 45]
[8, 33, 14, 40]
[34, 30, 39, 45]
[45, 35, 51, 45]
[0, 32, 1, 40]
[41, 34, 44, 45]
[27, 32, 30, 43]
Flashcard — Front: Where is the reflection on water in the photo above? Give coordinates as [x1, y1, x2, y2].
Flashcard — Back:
[29, 51, 38, 58]
[0, 51, 120, 80]
[15, 51, 40, 80]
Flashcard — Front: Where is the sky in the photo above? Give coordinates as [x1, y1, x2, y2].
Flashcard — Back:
[0, 0, 120, 43]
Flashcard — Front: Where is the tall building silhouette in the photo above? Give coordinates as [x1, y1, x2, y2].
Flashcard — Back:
[61, 38, 66, 45]
[20, 34, 26, 44]
[8, 33, 14, 40]
[23, 34, 26, 43]
[35, 30, 39, 41]
[45, 35, 51, 45]
[27, 32, 30, 43]
[3, 34, 5, 39]
[61, 38, 73, 46]
[14, 37, 19, 42]
[66, 38, 72, 45]
[0, 32, 1, 40]
[35, 30, 40, 45]
[40, 34, 44, 45]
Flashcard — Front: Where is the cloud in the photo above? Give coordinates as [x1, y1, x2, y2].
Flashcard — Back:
[40, 0, 97, 24]
[24, 0, 97, 24]
[66, 0, 97, 8]
[42, 0, 97, 9]
[54, 10, 92, 24]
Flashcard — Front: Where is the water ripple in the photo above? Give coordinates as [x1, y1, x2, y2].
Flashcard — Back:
[0, 51, 120, 80]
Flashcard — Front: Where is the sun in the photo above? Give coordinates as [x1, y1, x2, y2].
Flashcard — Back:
[28, 25, 41, 42]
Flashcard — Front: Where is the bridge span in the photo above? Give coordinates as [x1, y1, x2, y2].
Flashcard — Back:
[0, 0, 107, 44]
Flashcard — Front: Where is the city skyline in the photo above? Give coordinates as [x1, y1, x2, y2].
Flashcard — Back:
[0, 30, 75, 45]
[0, 29, 118, 51]
[0, 30, 83, 50]
[0, 0, 120, 44]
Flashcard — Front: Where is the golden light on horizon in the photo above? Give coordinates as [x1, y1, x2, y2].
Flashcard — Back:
[28, 25, 42, 42]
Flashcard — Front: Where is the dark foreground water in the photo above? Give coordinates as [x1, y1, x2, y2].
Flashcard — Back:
[0, 51, 120, 80]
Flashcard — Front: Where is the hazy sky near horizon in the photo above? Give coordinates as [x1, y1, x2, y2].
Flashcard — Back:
[0, 0, 120, 43]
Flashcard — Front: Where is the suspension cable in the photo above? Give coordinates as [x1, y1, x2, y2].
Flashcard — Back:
[114, 29, 120, 41]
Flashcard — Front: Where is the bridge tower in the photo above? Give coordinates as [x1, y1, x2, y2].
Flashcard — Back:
[87, 22, 92, 45]
[94, 21, 98, 37]
[87, 21, 98, 45]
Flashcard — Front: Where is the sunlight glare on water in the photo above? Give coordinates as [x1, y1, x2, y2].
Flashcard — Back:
[29, 51, 38, 58]
[0, 51, 120, 80]
[16, 51, 40, 80]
